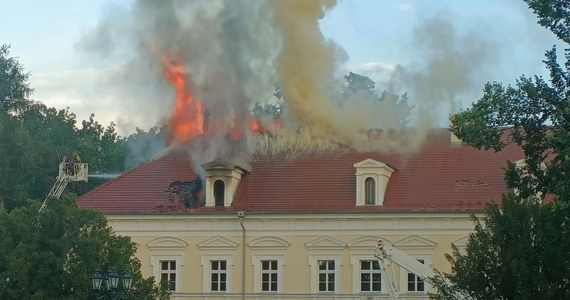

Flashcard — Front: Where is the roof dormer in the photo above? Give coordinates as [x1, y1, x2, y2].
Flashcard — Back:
[202, 160, 247, 208]
[353, 158, 395, 206]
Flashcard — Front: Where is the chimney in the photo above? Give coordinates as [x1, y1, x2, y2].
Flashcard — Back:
[450, 131, 462, 148]
[203, 109, 210, 133]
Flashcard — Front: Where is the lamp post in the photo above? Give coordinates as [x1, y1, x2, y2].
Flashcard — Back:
[91, 267, 133, 300]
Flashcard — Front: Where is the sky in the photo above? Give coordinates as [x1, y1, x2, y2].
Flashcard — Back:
[0, 0, 563, 135]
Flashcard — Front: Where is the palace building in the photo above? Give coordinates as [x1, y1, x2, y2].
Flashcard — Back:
[78, 130, 520, 299]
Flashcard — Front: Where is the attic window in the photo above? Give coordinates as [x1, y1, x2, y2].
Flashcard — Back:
[214, 180, 225, 207]
[353, 159, 395, 206]
[365, 177, 376, 205]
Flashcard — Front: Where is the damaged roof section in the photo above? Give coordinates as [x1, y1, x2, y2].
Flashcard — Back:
[78, 130, 523, 213]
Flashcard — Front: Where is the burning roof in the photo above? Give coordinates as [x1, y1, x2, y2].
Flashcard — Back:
[77, 129, 522, 214]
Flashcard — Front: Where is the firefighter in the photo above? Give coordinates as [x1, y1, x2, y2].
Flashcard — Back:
[73, 152, 81, 163]
[70, 152, 81, 175]
[62, 155, 69, 175]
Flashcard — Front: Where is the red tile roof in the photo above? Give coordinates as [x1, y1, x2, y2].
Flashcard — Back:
[77, 130, 522, 214]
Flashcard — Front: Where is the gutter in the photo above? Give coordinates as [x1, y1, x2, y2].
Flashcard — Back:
[238, 211, 246, 300]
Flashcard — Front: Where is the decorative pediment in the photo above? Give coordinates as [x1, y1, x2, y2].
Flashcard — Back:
[353, 158, 393, 170]
[452, 236, 470, 249]
[305, 236, 346, 250]
[248, 236, 290, 250]
[394, 235, 437, 250]
[146, 237, 188, 250]
[202, 160, 234, 171]
[197, 235, 239, 250]
[348, 236, 390, 250]
[202, 160, 249, 173]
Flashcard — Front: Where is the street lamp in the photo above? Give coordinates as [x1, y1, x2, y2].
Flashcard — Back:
[91, 267, 133, 299]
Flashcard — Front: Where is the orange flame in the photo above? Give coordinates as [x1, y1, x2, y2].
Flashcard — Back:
[250, 118, 263, 133]
[162, 57, 203, 143]
[230, 119, 242, 141]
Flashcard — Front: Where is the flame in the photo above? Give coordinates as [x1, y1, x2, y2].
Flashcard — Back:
[230, 119, 242, 141]
[162, 57, 203, 143]
[160, 54, 285, 143]
[250, 118, 263, 133]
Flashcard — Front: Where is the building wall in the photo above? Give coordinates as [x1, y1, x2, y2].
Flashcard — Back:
[106, 212, 477, 299]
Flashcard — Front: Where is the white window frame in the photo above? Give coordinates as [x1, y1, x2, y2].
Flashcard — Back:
[200, 255, 234, 293]
[353, 159, 394, 206]
[399, 255, 431, 294]
[252, 255, 285, 294]
[350, 255, 385, 295]
[308, 255, 342, 294]
[151, 255, 183, 293]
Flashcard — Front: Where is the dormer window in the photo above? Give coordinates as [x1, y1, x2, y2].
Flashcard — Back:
[353, 159, 395, 206]
[202, 161, 249, 208]
[365, 177, 376, 205]
[214, 180, 225, 207]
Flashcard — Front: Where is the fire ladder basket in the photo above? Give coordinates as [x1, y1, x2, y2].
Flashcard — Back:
[38, 162, 88, 213]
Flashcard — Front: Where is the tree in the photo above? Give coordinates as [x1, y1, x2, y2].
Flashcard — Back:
[525, 0, 570, 44]
[0, 194, 168, 299]
[0, 45, 32, 113]
[0, 46, 129, 209]
[0, 110, 33, 209]
[124, 126, 166, 170]
[342, 72, 413, 127]
[344, 71, 376, 96]
[431, 197, 570, 299]
[431, 0, 570, 298]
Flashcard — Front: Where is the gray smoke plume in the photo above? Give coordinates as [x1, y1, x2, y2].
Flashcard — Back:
[387, 16, 495, 127]
[80, 1, 489, 173]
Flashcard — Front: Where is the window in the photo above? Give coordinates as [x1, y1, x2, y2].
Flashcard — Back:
[210, 260, 227, 292]
[214, 180, 225, 206]
[360, 260, 381, 292]
[365, 177, 376, 204]
[253, 255, 284, 293]
[160, 260, 177, 291]
[201, 255, 233, 293]
[309, 255, 341, 293]
[151, 256, 182, 293]
[407, 259, 425, 292]
[318, 260, 336, 292]
[261, 260, 278, 292]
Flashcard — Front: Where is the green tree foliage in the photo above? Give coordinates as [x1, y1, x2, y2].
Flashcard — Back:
[124, 126, 166, 170]
[0, 45, 128, 209]
[431, 197, 570, 299]
[432, 0, 570, 298]
[343, 72, 412, 127]
[0, 195, 169, 300]
[0, 110, 32, 208]
[525, 0, 570, 44]
[0, 45, 32, 113]
[344, 71, 376, 97]
[0, 44, 168, 299]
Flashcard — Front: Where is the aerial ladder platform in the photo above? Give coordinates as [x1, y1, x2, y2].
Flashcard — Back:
[374, 239, 466, 300]
[38, 162, 88, 213]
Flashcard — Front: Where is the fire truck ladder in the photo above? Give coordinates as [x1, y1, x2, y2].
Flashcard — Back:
[38, 175, 71, 214]
[38, 162, 88, 214]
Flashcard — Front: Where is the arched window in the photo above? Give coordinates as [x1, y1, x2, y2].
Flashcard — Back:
[365, 177, 376, 205]
[214, 180, 225, 207]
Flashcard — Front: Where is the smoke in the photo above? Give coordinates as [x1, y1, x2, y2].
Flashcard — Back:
[80, 0, 482, 173]
[124, 127, 166, 170]
[387, 16, 495, 127]
[269, 0, 338, 137]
